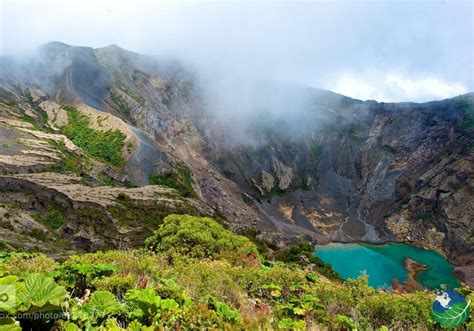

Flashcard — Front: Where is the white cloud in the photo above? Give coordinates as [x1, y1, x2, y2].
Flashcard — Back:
[330, 71, 468, 102]
[330, 73, 386, 102]
[384, 73, 468, 100]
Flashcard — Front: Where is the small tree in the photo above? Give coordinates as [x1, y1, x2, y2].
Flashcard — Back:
[145, 214, 259, 262]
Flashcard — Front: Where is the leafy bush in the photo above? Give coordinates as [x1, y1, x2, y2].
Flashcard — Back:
[17, 274, 66, 312]
[336, 314, 357, 330]
[277, 318, 306, 330]
[61, 105, 126, 166]
[69, 290, 123, 329]
[204, 295, 242, 324]
[145, 214, 259, 261]
[58, 262, 116, 291]
[0, 274, 66, 330]
[6, 253, 58, 277]
[126, 288, 180, 326]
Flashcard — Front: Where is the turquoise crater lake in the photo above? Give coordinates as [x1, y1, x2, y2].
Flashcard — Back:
[314, 243, 460, 290]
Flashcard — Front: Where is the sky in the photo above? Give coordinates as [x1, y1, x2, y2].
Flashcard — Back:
[1, 0, 473, 102]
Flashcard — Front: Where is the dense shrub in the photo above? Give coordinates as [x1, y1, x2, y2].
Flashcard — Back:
[145, 214, 259, 261]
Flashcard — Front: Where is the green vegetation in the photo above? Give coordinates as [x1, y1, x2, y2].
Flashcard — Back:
[309, 142, 323, 161]
[457, 97, 474, 130]
[0, 214, 472, 330]
[19, 107, 49, 131]
[110, 92, 132, 118]
[334, 122, 365, 144]
[59, 262, 116, 292]
[261, 177, 285, 200]
[115, 80, 146, 107]
[99, 172, 125, 187]
[275, 242, 341, 280]
[236, 226, 275, 255]
[61, 105, 127, 166]
[19, 88, 50, 130]
[107, 195, 200, 232]
[32, 207, 65, 230]
[145, 215, 258, 260]
[149, 164, 197, 198]
[0, 273, 65, 330]
[116, 192, 131, 202]
[48, 140, 85, 175]
[1, 98, 17, 107]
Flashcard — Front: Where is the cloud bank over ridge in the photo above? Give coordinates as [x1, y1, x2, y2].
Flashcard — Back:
[1, 1, 472, 102]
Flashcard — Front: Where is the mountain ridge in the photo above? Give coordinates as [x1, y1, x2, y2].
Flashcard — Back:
[0, 42, 472, 285]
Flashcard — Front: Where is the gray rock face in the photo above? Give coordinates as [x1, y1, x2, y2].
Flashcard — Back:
[126, 125, 170, 185]
[66, 46, 112, 110]
[0, 42, 112, 110]
[271, 157, 293, 190]
[260, 170, 275, 192]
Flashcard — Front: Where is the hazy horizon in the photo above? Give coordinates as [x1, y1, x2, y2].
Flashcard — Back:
[1, 1, 473, 102]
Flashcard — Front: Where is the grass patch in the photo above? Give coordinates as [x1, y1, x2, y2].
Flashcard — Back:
[2, 99, 17, 107]
[32, 207, 65, 230]
[28, 229, 48, 241]
[47, 140, 84, 175]
[150, 164, 197, 198]
[110, 92, 132, 118]
[61, 105, 126, 166]
[18, 89, 49, 130]
[99, 173, 124, 187]
[108, 198, 201, 238]
[116, 80, 146, 107]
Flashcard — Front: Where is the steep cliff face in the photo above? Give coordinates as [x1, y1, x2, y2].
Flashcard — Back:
[0, 42, 472, 270]
[210, 96, 474, 265]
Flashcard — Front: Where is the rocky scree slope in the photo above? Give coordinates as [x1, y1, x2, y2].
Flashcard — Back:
[0, 42, 473, 284]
